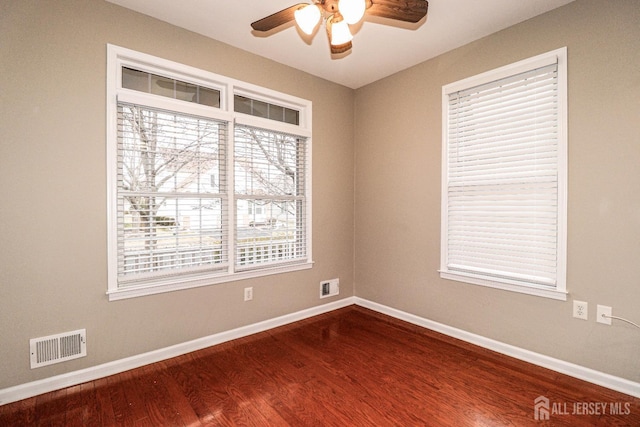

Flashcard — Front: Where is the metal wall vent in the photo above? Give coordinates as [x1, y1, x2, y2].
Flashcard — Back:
[29, 329, 87, 369]
[320, 278, 340, 299]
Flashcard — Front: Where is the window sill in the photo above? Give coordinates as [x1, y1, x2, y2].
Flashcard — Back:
[107, 261, 313, 301]
[439, 270, 567, 301]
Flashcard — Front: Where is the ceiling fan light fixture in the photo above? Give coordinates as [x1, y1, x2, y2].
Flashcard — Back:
[338, 0, 366, 25]
[294, 4, 321, 35]
[251, 0, 429, 57]
[328, 14, 353, 46]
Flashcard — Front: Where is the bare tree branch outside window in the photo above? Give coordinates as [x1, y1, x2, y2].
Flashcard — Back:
[117, 104, 225, 277]
[116, 104, 308, 279]
[234, 126, 307, 267]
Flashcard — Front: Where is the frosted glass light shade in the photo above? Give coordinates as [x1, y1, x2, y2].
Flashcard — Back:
[329, 17, 353, 46]
[338, 0, 366, 25]
[294, 4, 321, 35]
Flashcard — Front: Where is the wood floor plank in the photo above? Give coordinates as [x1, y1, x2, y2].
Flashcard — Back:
[188, 345, 262, 425]
[1, 306, 638, 426]
[92, 377, 116, 426]
[34, 387, 67, 426]
[133, 363, 184, 427]
[62, 382, 93, 427]
[207, 341, 292, 425]
[107, 371, 144, 426]
[163, 353, 218, 425]
[0, 395, 36, 426]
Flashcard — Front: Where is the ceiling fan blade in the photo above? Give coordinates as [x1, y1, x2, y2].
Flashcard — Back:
[366, 0, 428, 23]
[251, 4, 307, 32]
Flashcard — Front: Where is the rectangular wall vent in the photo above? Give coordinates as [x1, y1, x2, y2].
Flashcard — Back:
[320, 278, 339, 299]
[30, 329, 86, 369]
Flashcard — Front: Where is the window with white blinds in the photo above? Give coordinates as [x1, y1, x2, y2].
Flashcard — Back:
[234, 126, 308, 270]
[116, 103, 228, 285]
[107, 44, 312, 300]
[440, 48, 567, 300]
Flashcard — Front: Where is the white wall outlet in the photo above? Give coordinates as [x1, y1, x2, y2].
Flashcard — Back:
[573, 300, 588, 320]
[320, 278, 339, 298]
[597, 305, 612, 325]
[244, 287, 253, 301]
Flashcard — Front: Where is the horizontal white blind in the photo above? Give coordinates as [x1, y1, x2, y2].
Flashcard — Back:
[117, 102, 228, 285]
[234, 125, 308, 270]
[446, 63, 559, 287]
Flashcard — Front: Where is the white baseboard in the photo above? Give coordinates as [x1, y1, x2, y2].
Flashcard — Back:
[0, 297, 355, 406]
[354, 297, 640, 399]
[2, 296, 638, 406]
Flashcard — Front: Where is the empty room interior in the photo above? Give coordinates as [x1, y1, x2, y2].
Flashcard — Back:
[1, 0, 639, 424]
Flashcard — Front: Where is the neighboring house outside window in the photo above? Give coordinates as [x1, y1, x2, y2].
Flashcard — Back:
[107, 45, 312, 300]
[440, 48, 567, 300]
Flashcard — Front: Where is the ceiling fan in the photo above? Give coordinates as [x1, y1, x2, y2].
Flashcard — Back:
[251, 0, 429, 55]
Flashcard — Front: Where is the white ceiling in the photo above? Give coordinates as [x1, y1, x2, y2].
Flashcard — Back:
[106, 0, 575, 89]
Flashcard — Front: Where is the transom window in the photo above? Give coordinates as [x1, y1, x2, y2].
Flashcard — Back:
[107, 45, 312, 300]
[122, 67, 221, 107]
[440, 48, 567, 300]
[234, 95, 299, 125]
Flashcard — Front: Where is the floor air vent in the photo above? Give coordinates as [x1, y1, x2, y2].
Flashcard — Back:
[30, 329, 86, 369]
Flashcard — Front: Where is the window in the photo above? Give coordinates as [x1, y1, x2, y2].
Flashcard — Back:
[440, 48, 567, 300]
[122, 67, 221, 107]
[107, 45, 312, 300]
[234, 95, 299, 125]
[116, 104, 228, 284]
[234, 126, 308, 269]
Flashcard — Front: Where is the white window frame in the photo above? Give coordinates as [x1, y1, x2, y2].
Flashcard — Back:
[106, 44, 313, 301]
[440, 48, 568, 301]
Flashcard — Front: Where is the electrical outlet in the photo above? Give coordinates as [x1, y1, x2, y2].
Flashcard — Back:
[244, 287, 253, 301]
[597, 305, 612, 325]
[573, 300, 588, 320]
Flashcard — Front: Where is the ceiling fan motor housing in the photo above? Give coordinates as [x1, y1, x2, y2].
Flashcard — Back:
[319, 0, 340, 14]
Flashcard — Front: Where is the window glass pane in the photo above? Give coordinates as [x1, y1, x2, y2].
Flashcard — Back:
[234, 95, 300, 126]
[284, 108, 300, 125]
[117, 104, 227, 280]
[234, 127, 301, 196]
[119, 107, 224, 193]
[199, 87, 221, 108]
[252, 100, 268, 118]
[268, 104, 285, 122]
[122, 67, 148, 92]
[150, 74, 174, 98]
[122, 66, 221, 110]
[236, 199, 303, 268]
[176, 80, 198, 103]
[233, 125, 307, 269]
[234, 95, 252, 115]
[121, 196, 225, 278]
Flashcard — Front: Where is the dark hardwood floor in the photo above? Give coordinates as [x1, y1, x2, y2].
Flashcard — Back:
[1, 306, 638, 426]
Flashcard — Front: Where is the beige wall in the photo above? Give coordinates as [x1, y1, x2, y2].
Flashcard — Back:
[355, 0, 640, 382]
[0, 0, 354, 389]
